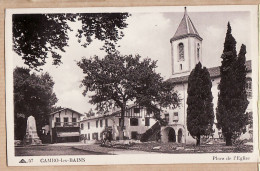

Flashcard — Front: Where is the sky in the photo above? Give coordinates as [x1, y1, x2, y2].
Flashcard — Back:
[13, 7, 253, 114]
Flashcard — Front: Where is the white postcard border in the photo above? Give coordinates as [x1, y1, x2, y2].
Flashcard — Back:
[5, 5, 259, 166]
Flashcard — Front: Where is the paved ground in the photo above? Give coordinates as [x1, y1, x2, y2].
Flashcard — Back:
[74, 144, 158, 155]
[15, 140, 253, 156]
[15, 143, 158, 156]
[48, 142, 89, 146]
[15, 145, 109, 156]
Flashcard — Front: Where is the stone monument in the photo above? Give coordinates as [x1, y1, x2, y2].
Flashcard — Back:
[23, 116, 42, 145]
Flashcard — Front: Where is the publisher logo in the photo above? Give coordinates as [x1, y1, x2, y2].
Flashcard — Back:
[19, 159, 27, 163]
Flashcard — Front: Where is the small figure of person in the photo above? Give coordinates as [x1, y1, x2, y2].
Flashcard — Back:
[107, 130, 112, 142]
[100, 131, 107, 147]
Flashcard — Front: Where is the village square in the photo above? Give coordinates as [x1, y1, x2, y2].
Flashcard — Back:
[12, 7, 254, 156]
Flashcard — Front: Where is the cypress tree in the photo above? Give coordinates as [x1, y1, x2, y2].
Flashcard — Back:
[216, 23, 249, 146]
[187, 62, 214, 146]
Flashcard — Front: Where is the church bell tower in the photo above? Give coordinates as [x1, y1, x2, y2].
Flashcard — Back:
[170, 7, 203, 78]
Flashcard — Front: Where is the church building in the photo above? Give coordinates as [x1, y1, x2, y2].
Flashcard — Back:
[160, 8, 252, 144]
[78, 8, 252, 145]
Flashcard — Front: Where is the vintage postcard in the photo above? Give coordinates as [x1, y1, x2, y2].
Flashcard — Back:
[5, 5, 259, 166]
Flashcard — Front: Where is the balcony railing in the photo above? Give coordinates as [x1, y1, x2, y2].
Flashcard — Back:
[55, 122, 80, 127]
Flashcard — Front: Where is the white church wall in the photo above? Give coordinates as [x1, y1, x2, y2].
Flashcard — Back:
[165, 83, 186, 126]
[164, 66, 252, 144]
[172, 38, 190, 76]
[161, 82, 197, 144]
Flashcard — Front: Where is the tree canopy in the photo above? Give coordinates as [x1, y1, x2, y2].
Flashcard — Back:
[187, 62, 214, 146]
[78, 53, 180, 139]
[14, 67, 58, 140]
[85, 108, 95, 118]
[13, 13, 129, 69]
[216, 23, 249, 146]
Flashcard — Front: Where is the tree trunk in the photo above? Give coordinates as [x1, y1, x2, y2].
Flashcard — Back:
[118, 130, 124, 140]
[196, 134, 200, 146]
[118, 102, 126, 140]
[226, 133, 232, 146]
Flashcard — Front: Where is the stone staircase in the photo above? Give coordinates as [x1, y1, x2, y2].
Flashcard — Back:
[140, 121, 161, 142]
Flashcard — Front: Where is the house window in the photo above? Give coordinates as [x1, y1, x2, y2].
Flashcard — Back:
[134, 108, 140, 113]
[55, 118, 61, 126]
[100, 119, 103, 127]
[130, 118, 138, 126]
[88, 122, 90, 129]
[56, 117, 60, 122]
[96, 120, 98, 128]
[145, 117, 150, 126]
[180, 64, 182, 70]
[88, 133, 90, 140]
[246, 77, 252, 98]
[92, 133, 98, 140]
[80, 123, 84, 130]
[64, 117, 68, 123]
[72, 118, 77, 126]
[105, 119, 108, 127]
[165, 114, 169, 123]
[131, 131, 138, 140]
[173, 112, 179, 122]
[64, 117, 68, 126]
[178, 43, 184, 61]
[132, 107, 142, 118]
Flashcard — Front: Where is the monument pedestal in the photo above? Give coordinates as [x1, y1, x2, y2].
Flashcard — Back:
[23, 131, 42, 145]
[23, 116, 42, 145]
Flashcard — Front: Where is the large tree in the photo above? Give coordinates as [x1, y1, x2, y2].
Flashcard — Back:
[78, 53, 180, 140]
[216, 23, 249, 146]
[187, 62, 214, 146]
[14, 67, 58, 140]
[13, 13, 129, 69]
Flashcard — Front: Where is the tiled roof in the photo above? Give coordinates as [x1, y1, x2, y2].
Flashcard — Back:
[80, 104, 138, 122]
[167, 60, 252, 84]
[170, 8, 202, 42]
[49, 108, 84, 116]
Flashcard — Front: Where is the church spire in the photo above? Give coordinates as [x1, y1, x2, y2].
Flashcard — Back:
[170, 7, 203, 78]
[170, 7, 202, 42]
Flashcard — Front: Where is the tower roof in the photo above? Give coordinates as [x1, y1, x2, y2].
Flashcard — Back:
[170, 7, 202, 42]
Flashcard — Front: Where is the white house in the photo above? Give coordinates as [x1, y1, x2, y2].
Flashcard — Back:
[48, 108, 84, 143]
[160, 8, 253, 144]
[80, 104, 157, 142]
